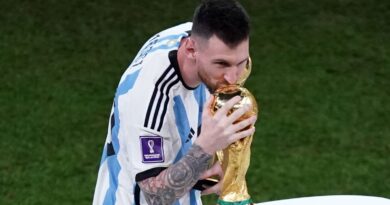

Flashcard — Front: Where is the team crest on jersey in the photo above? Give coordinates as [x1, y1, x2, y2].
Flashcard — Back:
[140, 136, 164, 163]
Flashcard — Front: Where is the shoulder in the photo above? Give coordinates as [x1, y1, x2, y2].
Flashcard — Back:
[118, 23, 193, 93]
[128, 22, 192, 70]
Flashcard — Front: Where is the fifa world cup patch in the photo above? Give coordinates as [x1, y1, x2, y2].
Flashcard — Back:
[140, 136, 164, 163]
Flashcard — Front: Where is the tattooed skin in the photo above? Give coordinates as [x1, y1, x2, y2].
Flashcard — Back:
[138, 144, 212, 205]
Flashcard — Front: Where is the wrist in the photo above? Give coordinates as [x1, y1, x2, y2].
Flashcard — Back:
[194, 138, 215, 155]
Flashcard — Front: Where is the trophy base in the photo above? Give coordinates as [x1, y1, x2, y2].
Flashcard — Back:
[217, 199, 253, 205]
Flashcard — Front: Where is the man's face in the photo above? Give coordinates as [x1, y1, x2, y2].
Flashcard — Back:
[193, 35, 249, 93]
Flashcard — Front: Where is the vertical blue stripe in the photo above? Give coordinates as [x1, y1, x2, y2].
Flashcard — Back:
[190, 189, 197, 205]
[103, 69, 141, 205]
[100, 144, 107, 165]
[192, 84, 206, 205]
[173, 96, 200, 205]
[173, 96, 192, 163]
[103, 156, 121, 205]
[194, 83, 207, 127]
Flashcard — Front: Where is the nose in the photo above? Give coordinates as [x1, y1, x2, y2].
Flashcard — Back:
[224, 67, 240, 84]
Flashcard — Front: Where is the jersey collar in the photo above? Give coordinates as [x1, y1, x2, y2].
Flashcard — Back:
[169, 50, 198, 90]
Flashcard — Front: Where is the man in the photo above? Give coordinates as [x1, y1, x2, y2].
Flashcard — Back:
[93, 0, 257, 204]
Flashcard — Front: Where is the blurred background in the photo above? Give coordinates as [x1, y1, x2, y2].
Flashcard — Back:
[0, 0, 389, 204]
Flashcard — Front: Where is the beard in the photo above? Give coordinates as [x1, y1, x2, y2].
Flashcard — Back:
[198, 69, 227, 94]
[199, 73, 216, 93]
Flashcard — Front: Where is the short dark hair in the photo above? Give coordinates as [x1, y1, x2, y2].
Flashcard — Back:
[192, 0, 250, 48]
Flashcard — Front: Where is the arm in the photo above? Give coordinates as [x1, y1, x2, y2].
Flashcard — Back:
[138, 144, 211, 205]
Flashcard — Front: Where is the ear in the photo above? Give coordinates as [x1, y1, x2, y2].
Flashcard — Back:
[184, 37, 196, 60]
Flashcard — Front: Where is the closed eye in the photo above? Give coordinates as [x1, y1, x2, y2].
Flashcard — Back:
[238, 58, 249, 67]
[213, 61, 230, 67]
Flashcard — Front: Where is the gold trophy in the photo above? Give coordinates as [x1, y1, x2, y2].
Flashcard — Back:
[211, 58, 258, 205]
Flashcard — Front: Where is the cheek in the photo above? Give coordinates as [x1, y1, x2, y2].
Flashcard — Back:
[213, 70, 226, 82]
[198, 60, 224, 81]
[206, 66, 224, 79]
[238, 66, 245, 76]
[203, 71, 219, 84]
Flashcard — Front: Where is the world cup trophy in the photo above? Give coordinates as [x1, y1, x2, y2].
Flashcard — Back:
[211, 58, 258, 205]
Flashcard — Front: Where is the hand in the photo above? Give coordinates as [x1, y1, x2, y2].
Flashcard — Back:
[200, 162, 223, 195]
[195, 95, 257, 155]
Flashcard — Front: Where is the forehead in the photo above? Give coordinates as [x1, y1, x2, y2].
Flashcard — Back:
[198, 35, 249, 62]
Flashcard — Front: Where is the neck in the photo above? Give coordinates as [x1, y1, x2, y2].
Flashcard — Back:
[177, 38, 201, 88]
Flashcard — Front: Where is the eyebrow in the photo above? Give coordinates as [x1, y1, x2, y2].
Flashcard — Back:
[212, 57, 249, 66]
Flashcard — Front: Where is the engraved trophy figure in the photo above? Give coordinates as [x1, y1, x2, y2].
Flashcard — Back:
[211, 58, 258, 205]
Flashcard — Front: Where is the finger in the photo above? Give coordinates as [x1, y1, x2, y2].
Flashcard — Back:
[225, 104, 252, 125]
[201, 180, 222, 196]
[201, 185, 219, 195]
[215, 162, 224, 178]
[202, 95, 215, 117]
[200, 168, 214, 180]
[229, 126, 255, 143]
[214, 96, 241, 119]
[231, 115, 257, 133]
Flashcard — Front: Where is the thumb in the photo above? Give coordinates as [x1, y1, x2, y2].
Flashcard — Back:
[200, 161, 223, 179]
[201, 181, 221, 196]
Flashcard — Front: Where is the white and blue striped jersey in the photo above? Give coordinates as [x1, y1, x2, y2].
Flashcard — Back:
[93, 22, 210, 205]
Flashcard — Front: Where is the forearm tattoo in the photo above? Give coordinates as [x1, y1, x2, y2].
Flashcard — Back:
[138, 144, 212, 205]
